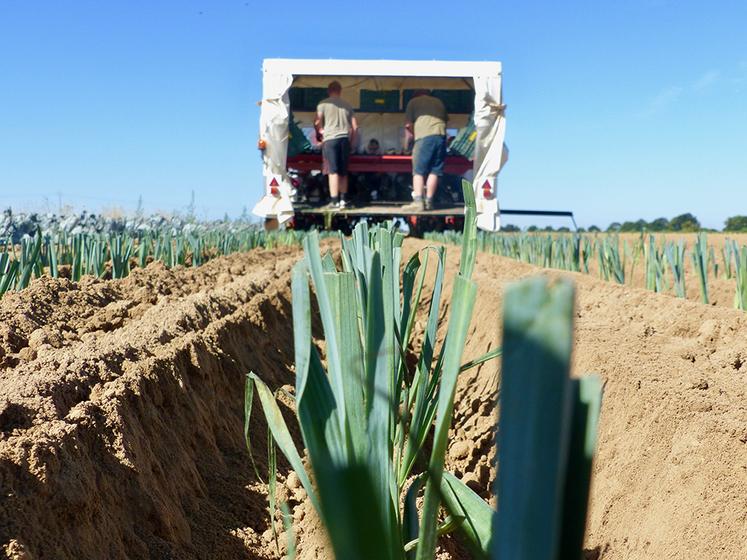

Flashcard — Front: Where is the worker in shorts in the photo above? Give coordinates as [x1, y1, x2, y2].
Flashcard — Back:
[401, 90, 448, 212]
[314, 81, 358, 209]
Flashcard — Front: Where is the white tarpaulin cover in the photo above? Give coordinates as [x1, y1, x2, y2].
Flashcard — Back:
[253, 59, 508, 231]
[472, 75, 508, 231]
[252, 70, 295, 224]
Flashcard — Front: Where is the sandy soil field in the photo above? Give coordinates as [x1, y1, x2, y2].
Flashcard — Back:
[2, 240, 746, 559]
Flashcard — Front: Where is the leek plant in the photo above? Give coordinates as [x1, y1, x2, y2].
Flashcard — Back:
[137, 233, 151, 268]
[598, 237, 624, 284]
[708, 246, 718, 280]
[581, 236, 592, 274]
[722, 241, 734, 280]
[495, 278, 602, 560]
[0, 251, 18, 295]
[733, 241, 747, 311]
[86, 235, 107, 278]
[625, 236, 643, 286]
[17, 229, 43, 290]
[644, 235, 665, 292]
[46, 234, 59, 279]
[691, 233, 709, 304]
[247, 182, 500, 559]
[188, 234, 202, 267]
[664, 240, 687, 298]
[71, 235, 84, 282]
[109, 235, 133, 279]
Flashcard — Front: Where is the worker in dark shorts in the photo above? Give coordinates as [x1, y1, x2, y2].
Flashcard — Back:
[314, 81, 358, 210]
[402, 90, 448, 212]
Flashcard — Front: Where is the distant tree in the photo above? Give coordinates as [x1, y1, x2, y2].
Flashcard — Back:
[648, 217, 669, 231]
[577, 227, 586, 233]
[501, 223, 520, 232]
[543, 226, 555, 232]
[724, 215, 747, 232]
[527, 225, 538, 232]
[588, 225, 601, 232]
[669, 213, 700, 232]
[607, 222, 622, 232]
[619, 219, 647, 232]
[557, 226, 571, 232]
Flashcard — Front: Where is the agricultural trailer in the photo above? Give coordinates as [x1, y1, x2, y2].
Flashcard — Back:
[252, 58, 574, 233]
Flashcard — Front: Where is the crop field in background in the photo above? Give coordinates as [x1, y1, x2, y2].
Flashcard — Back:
[3, 221, 746, 311]
[428, 231, 747, 311]
[1, 208, 747, 560]
[0, 226, 305, 295]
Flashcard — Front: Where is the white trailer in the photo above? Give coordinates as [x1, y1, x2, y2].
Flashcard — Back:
[252, 58, 508, 232]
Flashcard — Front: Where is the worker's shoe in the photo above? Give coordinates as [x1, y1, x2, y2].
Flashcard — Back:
[322, 199, 342, 211]
[400, 199, 425, 213]
[424, 198, 434, 211]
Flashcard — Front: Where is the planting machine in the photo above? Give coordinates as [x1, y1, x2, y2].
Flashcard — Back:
[252, 58, 575, 234]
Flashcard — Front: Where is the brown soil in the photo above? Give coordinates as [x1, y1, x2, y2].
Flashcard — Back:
[2, 240, 746, 559]
[431, 239, 747, 560]
[1, 248, 302, 560]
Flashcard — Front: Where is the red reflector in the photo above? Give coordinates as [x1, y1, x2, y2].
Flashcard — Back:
[270, 186, 280, 197]
[482, 179, 493, 199]
[269, 177, 279, 187]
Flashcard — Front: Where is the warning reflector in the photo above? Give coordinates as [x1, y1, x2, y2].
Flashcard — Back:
[269, 177, 279, 187]
[482, 179, 493, 199]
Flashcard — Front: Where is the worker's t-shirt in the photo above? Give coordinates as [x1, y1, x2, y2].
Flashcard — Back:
[317, 97, 354, 141]
[405, 95, 448, 140]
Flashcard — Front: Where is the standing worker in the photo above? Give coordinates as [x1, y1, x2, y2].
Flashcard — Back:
[314, 81, 358, 209]
[402, 89, 448, 211]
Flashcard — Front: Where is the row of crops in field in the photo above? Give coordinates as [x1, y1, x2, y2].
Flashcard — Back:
[426, 231, 747, 311]
[248, 183, 602, 559]
[0, 228, 305, 296]
[1, 206, 257, 241]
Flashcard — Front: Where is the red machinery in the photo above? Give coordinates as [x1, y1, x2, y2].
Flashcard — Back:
[286, 153, 473, 175]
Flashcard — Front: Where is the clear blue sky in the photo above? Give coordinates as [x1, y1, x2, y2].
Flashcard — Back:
[1, 0, 745, 228]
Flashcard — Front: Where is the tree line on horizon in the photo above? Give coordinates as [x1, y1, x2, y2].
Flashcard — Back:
[502, 214, 747, 233]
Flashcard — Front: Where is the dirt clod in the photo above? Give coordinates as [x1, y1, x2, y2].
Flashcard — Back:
[449, 440, 471, 460]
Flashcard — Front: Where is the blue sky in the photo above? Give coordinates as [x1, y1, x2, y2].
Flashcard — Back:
[1, 0, 745, 228]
